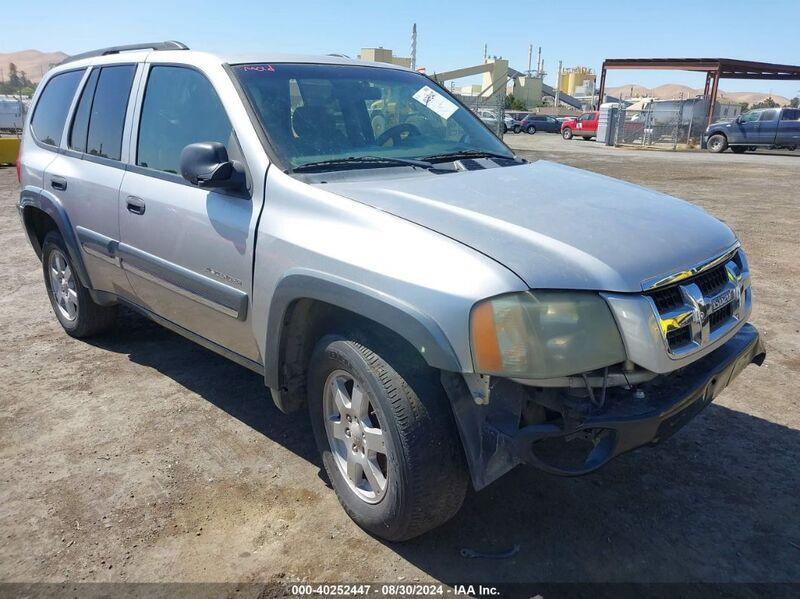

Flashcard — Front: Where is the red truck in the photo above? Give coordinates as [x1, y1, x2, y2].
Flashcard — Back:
[561, 111, 599, 140]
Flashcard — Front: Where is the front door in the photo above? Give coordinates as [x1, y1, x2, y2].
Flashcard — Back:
[119, 64, 261, 360]
[735, 110, 761, 143]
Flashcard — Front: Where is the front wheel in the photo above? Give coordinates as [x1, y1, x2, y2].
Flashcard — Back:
[707, 134, 728, 153]
[526, 125, 537, 134]
[513, 125, 521, 134]
[562, 127, 573, 140]
[308, 333, 468, 541]
[41, 231, 117, 338]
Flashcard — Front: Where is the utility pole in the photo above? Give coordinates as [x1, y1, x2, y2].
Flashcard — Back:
[483, 43, 488, 63]
[410, 23, 417, 71]
[555, 61, 562, 109]
[536, 46, 542, 76]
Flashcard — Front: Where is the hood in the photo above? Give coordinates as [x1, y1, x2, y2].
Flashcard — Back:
[323, 161, 737, 292]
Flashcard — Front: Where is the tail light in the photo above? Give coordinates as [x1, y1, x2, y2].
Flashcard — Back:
[16, 138, 22, 183]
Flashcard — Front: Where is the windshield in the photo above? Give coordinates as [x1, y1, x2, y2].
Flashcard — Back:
[233, 63, 514, 170]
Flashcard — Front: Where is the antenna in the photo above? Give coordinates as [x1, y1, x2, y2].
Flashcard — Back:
[410, 23, 417, 71]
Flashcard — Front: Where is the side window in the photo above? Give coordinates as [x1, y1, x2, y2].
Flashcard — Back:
[68, 68, 100, 153]
[781, 109, 800, 121]
[137, 66, 232, 174]
[85, 65, 136, 160]
[31, 70, 84, 147]
[740, 111, 760, 123]
[759, 109, 779, 122]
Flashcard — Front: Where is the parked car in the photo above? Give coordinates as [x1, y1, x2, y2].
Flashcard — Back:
[705, 107, 800, 153]
[476, 109, 519, 133]
[520, 114, 561, 134]
[18, 42, 765, 541]
[504, 114, 522, 134]
[561, 111, 599, 140]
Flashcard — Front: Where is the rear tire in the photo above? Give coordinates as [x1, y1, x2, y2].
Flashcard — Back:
[562, 127, 573, 140]
[707, 134, 728, 153]
[307, 332, 468, 541]
[41, 231, 117, 338]
[526, 125, 537, 134]
[513, 125, 521, 134]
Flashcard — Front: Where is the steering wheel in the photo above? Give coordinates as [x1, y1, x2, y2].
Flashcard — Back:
[376, 123, 421, 146]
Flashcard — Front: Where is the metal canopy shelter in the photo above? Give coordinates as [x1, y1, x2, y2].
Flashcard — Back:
[596, 58, 800, 127]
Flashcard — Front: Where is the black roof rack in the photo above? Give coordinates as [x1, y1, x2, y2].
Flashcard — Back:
[60, 41, 189, 65]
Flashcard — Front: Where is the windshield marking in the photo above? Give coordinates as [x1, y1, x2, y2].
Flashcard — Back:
[412, 85, 458, 120]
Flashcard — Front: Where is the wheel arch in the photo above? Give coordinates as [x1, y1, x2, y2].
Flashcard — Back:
[265, 272, 462, 413]
[18, 188, 92, 290]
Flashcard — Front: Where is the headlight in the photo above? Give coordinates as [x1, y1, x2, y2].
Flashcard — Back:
[470, 291, 626, 379]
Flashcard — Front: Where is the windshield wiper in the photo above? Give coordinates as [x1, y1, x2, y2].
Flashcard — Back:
[421, 149, 518, 163]
[293, 155, 433, 173]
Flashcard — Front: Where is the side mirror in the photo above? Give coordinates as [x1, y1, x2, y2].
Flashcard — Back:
[735, 115, 743, 124]
[180, 142, 245, 192]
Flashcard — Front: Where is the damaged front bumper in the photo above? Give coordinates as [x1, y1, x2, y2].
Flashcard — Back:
[443, 323, 765, 489]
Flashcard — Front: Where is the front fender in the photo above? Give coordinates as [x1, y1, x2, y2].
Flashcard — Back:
[264, 269, 462, 391]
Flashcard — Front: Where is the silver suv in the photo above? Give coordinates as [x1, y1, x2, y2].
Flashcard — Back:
[18, 42, 765, 540]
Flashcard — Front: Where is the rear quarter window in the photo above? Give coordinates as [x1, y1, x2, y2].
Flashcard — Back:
[31, 69, 85, 147]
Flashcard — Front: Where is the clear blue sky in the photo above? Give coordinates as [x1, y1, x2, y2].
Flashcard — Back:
[3, 0, 799, 98]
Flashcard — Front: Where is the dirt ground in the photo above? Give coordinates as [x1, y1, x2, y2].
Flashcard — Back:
[1, 135, 799, 589]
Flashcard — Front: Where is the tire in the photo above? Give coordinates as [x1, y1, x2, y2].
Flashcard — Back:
[526, 125, 537, 135]
[502, 124, 508, 134]
[562, 127, 573, 140]
[731, 146, 747, 154]
[307, 332, 468, 541]
[513, 125, 521, 134]
[707, 133, 728, 153]
[41, 231, 117, 338]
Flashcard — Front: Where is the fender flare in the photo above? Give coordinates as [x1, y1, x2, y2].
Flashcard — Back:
[264, 270, 463, 390]
[18, 187, 93, 290]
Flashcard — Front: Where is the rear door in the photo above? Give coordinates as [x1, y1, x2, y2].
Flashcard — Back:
[118, 64, 260, 360]
[756, 108, 780, 145]
[43, 63, 139, 295]
[776, 108, 800, 146]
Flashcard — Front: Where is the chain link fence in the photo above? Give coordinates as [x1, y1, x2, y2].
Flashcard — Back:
[611, 98, 743, 150]
[453, 88, 506, 137]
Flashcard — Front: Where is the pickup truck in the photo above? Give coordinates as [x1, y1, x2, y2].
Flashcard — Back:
[561, 111, 598, 140]
[18, 42, 765, 541]
[705, 107, 800, 153]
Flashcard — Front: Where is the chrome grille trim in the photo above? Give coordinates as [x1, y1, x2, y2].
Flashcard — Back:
[641, 243, 740, 292]
[643, 248, 751, 358]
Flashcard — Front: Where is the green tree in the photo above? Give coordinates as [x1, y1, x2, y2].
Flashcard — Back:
[750, 96, 779, 110]
[790, 97, 800, 108]
[504, 94, 527, 111]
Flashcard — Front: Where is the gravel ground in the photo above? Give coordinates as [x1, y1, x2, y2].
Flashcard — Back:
[1, 136, 798, 587]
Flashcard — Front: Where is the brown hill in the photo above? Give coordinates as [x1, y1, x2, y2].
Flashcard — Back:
[606, 83, 791, 106]
[0, 50, 68, 84]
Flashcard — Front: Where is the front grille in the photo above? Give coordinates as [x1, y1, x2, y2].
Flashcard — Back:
[709, 301, 734, 332]
[666, 326, 692, 350]
[644, 249, 748, 356]
[650, 286, 683, 312]
[695, 264, 728, 296]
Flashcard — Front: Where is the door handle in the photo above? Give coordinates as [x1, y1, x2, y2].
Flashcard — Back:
[126, 196, 146, 215]
[50, 176, 67, 191]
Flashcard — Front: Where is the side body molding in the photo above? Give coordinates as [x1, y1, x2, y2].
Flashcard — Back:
[264, 270, 462, 390]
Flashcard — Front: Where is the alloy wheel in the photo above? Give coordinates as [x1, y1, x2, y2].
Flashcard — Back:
[323, 370, 389, 503]
[48, 249, 78, 321]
